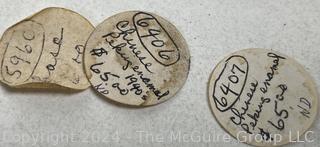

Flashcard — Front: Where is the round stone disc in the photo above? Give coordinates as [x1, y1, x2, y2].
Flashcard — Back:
[208, 48, 318, 146]
[84, 11, 190, 106]
[0, 7, 94, 90]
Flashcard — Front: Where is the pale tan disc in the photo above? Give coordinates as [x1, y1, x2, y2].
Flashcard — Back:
[208, 48, 318, 146]
[0, 7, 94, 90]
[84, 11, 190, 106]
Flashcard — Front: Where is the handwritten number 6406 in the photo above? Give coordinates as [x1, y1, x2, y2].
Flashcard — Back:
[140, 29, 165, 48]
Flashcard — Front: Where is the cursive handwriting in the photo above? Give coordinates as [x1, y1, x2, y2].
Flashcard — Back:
[72, 45, 84, 64]
[46, 28, 64, 75]
[131, 65, 169, 100]
[230, 80, 258, 125]
[268, 84, 289, 131]
[260, 52, 286, 93]
[102, 21, 153, 73]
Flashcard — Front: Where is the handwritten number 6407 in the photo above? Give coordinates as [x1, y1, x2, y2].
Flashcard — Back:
[219, 64, 246, 97]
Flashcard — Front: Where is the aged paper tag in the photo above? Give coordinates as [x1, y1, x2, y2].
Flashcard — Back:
[208, 48, 318, 146]
[84, 11, 190, 106]
[0, 7, 94, 90]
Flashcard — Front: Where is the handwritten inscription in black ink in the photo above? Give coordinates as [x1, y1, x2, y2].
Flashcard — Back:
[210, 50, 316, 145]
[85, 11, 189, 105]
[230, 81, 258, 126]
[89, 58, 130, 96]
[46, 28, 64, 75]
[125, 74, 143, 95]
[72, 45, 85, 64]
[102, 21, 153, 73]
[90, 47, 108, 57]
[268, 84, 289, 131]
[259, 53, 286, 94]
[297, 97, 312, 118]
[131, 65, 169, 100]
[1, 20, 45, 83]
[133, 12, 180, 66]
[212, 55, 249, 112]
[94, 83, 109, 95]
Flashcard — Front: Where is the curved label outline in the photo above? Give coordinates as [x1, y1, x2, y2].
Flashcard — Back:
[212, 55, 249, 112]
[133, 12, 181, 66]
[1, 20, 45, 83]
